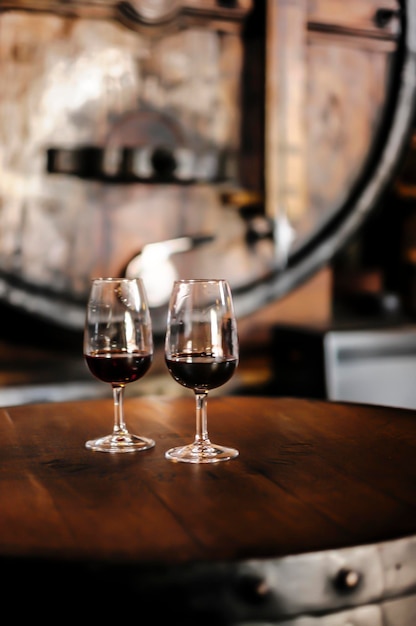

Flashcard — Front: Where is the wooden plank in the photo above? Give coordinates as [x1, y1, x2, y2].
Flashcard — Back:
[265, 0, 308, 236]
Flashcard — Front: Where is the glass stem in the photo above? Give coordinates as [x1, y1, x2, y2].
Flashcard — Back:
[194, 391, 210, 444]
[112, 385, 128, 435]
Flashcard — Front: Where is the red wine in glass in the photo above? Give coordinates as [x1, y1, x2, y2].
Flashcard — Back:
[165, 353, 237, 390]
[86, 350, 152, 384]
[83, 278, 155, 453]
[164, 279, 239, 463]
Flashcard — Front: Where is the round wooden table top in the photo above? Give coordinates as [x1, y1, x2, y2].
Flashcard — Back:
[1, 394, 415, 567]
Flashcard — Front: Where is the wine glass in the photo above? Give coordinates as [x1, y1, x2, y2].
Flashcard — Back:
[165, 279, 239, 463]
[83, 277, 155, 453]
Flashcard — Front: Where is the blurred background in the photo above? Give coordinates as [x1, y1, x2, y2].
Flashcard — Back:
[0, 0, 416, 408]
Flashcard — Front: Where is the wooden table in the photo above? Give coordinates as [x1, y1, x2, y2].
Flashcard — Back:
[1, 395, 416, 624]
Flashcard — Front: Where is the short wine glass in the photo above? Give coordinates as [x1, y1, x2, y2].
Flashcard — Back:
[165, 279, 239, 463]
[83, 277, 155, 453]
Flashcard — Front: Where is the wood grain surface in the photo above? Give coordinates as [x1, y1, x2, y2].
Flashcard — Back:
[1, 394, 415, 566]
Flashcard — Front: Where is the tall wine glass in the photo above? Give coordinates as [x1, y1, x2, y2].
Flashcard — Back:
[83, 277, 155, 453]
[165, 279, 239, 463]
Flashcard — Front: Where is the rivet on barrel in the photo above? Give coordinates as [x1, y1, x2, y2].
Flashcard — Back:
[333, 567, 362, 593]
[235, 574, 271, 604]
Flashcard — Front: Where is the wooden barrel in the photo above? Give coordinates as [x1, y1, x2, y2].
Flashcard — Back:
[1, 395, 416, 624]
[0, 0, 415, 337]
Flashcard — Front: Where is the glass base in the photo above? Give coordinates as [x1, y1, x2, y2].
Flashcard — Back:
[165, 441, 239, 464]
[85, 433, 155, 453]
